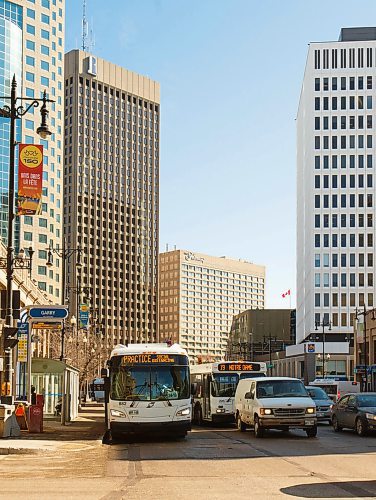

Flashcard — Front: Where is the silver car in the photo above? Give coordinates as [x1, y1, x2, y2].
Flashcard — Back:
[306, 386, 332, 423]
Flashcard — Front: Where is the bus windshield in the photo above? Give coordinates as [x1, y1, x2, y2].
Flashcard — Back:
[211, 374, 239, 397]
[110, 364, 190, 401]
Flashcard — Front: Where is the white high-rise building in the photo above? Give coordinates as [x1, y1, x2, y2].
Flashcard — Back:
[297, 28, 376, 344]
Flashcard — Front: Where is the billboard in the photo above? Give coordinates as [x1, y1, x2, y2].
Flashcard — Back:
[17, 144, 43, 215]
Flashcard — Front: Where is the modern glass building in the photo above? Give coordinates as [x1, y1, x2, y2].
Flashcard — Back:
[0, 1, 22, 243]
[0, 0, 65, 303]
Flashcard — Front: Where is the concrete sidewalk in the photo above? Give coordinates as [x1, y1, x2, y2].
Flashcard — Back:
[0, 406, 105, 455]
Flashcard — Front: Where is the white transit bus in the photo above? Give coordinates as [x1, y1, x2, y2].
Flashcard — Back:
[103, 343, 191, 439]
[191, 361, 267, 424]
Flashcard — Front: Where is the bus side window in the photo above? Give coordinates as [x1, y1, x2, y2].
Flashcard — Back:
[193, 374, 203, 397]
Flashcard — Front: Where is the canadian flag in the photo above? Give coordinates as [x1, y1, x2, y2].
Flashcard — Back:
[282, 289, 291, 298]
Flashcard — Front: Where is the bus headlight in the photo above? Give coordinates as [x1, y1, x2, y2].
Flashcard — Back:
[111, 409, 126, 418]
[306, 408, 315, 414]
[260, 408, 272, 415]
[176, 408, 190, 417]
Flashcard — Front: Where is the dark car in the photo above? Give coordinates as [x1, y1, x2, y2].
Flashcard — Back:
[306, 386, 332, 423]
[331, 392, 376, 436]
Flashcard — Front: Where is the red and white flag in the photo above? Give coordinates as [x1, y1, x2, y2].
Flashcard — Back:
[281, 289, 291, 298]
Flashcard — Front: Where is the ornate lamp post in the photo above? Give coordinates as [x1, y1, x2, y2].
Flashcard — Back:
[0, 76, 54, 399]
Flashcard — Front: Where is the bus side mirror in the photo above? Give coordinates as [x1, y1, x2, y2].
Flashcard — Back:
[191, 383, 198, 396]
[101, 368, 109, 378]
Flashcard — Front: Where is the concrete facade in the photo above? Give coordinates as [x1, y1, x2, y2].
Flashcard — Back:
[297, 27, 376, 344]
[64, 50, 160, 347]
[159, 249, 265, 361]
[226, 308, 294, 360]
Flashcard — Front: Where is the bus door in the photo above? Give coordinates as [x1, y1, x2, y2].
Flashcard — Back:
[203, 374, 212, 419]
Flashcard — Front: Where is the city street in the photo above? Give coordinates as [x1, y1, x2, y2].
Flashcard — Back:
[0, 413, 376, 499]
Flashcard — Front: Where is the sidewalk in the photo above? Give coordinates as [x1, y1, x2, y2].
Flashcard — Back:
[0, 406, 105, 455]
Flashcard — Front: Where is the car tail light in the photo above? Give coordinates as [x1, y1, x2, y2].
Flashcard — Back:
[337, 391, 340, 400]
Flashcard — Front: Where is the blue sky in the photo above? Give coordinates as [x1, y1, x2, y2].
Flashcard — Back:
[65, 0, 376, 309]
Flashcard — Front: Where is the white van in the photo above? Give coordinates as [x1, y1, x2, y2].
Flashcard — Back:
[309, 379, 360, 402]
[235, 377, 317, 438]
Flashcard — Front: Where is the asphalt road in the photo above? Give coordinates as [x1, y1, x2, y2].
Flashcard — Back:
[1, 422, 376, 499]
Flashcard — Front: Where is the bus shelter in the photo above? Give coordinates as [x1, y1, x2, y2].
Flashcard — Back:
[31, 358, 79, 422]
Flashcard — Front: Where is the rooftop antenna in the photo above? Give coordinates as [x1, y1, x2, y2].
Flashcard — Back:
[89, 17, 96, 53]
[82, 0, 89, 51]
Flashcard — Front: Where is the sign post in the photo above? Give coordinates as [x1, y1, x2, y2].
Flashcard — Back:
[26, 306, 68, 405]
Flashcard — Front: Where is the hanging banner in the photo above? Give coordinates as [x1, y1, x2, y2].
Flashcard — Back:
[17, 144, 43, 215]
[79, 304, 90, 329]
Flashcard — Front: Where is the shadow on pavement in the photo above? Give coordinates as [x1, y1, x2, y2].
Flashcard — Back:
[281, 480, 376, 498]
[20, 407, 105, 442]
[105, 425, 376, 461]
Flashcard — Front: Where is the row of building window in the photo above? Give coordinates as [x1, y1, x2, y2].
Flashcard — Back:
[314, 312, 353, 328]
[314, 47, 374, 70]
[314, 193, 373, 208]
[314, 95, 372, 110]
[315, 75, 373, 91]
[315, 173, 372, 188]
[314, 272, 374, 287]
[314, 233, 374, 248]
[314, 134, 374, 150]
[315, 253, 374, 267]
[315, 292, 374, 308]
[74, 81, 159, 114]
[315, 154, 373, 169]
[315, 115, 373, 130]
[315, 213, 373, 229]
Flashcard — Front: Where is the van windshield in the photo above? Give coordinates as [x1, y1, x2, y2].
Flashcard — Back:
[257, 380, 308, 398]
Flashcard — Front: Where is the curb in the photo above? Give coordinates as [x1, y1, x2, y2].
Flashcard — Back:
[0, 447, 40, 455]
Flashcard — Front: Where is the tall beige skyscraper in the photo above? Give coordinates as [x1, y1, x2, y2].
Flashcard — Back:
[64, 50, 160, 347]
[159, 249, 265, 361]
[0, 0, 65, 303]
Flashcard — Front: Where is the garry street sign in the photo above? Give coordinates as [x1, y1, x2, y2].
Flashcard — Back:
[28, 306, 68, 321]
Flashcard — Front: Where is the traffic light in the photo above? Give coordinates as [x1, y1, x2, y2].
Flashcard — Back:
[3, 326, 18, 350]
[0, 290, 21, 319]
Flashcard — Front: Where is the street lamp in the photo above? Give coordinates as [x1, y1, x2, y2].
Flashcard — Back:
[0, 75, 54, 399]
[355, 305, 370, 391]
[315, 319, 332, 378]
[0, 246, 35, 277]
[46, 242, 82, 361]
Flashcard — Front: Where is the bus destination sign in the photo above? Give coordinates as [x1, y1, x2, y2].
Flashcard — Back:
[122, 354, 176, 364]
[218, 362, 261, 372]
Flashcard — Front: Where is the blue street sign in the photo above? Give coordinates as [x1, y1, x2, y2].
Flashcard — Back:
[17, 322, 29, 334]
[29, 307, 68, 319]
[307, 343, 315, 353]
